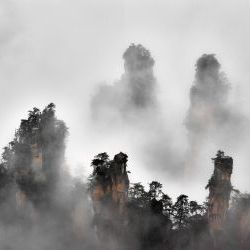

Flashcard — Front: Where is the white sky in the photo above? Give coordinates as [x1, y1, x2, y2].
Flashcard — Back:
[1, 0, 250, 201]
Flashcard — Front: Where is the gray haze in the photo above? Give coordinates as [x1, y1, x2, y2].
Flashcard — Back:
[185, 54, 248, 179]
[92, 44, 157, 120]
[91, 43, 184, 179]
[1, 0, 250, 201]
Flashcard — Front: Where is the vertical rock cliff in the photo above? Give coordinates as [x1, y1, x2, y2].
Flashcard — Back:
[90, 152, 129, 245]
[206, 151, 233, 233]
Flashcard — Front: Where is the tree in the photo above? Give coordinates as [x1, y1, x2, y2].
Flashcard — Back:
[148, 181, 162, 200]
[173, 194, 190, 229]
[161, 194, 173, 218]
[91, 152, 110, 169]
[1, 145, 14, 169]
[128, 182, 149, 208]
[189, 200, 203, 216]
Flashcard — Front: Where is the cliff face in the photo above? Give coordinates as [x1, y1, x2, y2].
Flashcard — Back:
[31, 143, 43, 170]
[239, 209, 250, 247]
[90, 152, 129, 216]
[110, 153, 129, 214]
[206, 151, 233, 232]
[16, 138, 44, 210]
[90, 152, 129, 244]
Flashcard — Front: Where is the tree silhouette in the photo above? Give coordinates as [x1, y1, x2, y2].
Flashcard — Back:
[148, 181, 163, 200]
[128, 182, 149, 208]
[161, 193, 173, 218]
[173, 194, 190, 229]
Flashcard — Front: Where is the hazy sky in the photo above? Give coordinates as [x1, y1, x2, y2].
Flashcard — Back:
[1, 0, 250, 201]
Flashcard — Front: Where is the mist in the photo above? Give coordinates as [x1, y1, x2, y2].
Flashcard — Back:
[184, 54, 250, 192]
[1, 0, 250, 203]
[1, 1, 250, 248]
[90, 44, 185, 180]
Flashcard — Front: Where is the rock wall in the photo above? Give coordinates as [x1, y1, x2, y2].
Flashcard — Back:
[206, 151, 233, 232]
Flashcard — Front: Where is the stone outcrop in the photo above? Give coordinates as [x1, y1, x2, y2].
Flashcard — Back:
[90, 152, 129, 216]
[90, 152, 129, 244]
[206, 150, 233, 232]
